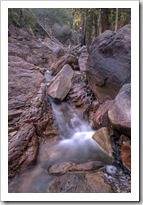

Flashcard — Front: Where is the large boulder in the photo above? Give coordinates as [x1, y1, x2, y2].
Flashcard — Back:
[48, 171, 112, 193]
[47, 64, 74, 101]
[108, 83, 131, 136]
[87, 24, 131, 103]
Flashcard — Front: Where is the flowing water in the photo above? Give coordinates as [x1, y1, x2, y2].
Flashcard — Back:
[8, 70, 113, 193]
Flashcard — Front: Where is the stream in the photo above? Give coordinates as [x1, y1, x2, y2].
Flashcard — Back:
[8, 70, 130, 193]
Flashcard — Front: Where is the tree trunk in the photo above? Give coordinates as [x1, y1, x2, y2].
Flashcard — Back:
[80, 13, 86, 46]
[98, 9, 102, 35]
[115, 8, 119, 32]
[101, 8, 110, 32]
[93, 13, 98, 37]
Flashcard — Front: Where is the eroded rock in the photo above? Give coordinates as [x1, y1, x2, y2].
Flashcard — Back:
[87, 24, 131, 103]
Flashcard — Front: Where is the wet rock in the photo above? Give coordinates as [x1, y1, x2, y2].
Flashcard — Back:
[50, 54, 78, 76]
[108, 83, 131, 136]
[8, 123, 39, 177]
[78, 46, 89, 71]
[87, 24, 131, 103]
[92, 127, 114, 158]
[47, 64, 74, 101]
[48, 161, 104, 175]
[120, 143, 131, 170]
[94, 100, 113, 127]
[48, 171, 112, 193]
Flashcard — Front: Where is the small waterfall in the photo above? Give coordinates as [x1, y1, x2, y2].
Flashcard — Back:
[48, 96, 92, 140]
[48, 96, 112, 164]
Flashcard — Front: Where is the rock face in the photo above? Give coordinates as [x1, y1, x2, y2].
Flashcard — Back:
[8, 24, 64, 68]
[48, 161, 104, 175]
[108, 83, 131, 136]
[48, 171, 112, 193]
[8, 26, 59, 177]
[8, 123, 39, 178]
[50, 54, 78, 76]
[92, 127, 114, 158]
[87, 24, 131, 103]
[47, 64, 74, 101]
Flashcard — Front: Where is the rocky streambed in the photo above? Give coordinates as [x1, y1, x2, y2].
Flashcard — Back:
[8, 24, 131, 193]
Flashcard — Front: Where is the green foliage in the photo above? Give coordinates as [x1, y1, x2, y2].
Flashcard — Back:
[8, 8, 39, 32]
[32, 8, 73, 26]
[52, 24, 72, 43]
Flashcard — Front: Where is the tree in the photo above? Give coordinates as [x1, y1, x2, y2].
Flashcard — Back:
[115, 8, 119, 32]
[101, 8, 110, 32]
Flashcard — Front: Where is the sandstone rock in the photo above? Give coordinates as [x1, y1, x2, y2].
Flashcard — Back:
[50, 54, 78, 76]
[95, 100, 113, 127]
[120, 143, 131, 170]
[87, 24, 131, 103]
[48, 171, 112, 193]
[8, 123, 39, 177]
[48, 161, 104, 175]
[92, 127, 114, 158]
[47, 64, 74, 101]
[108, 83, 131, 136]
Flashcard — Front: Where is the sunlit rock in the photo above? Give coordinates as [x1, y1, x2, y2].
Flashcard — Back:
[92, 127, 114, 158]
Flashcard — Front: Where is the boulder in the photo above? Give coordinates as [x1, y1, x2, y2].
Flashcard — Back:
[47, 64, 74, 101]
[87, 24, 131, 103]
[48, 171, 112, 193]
[108, 83, 131, 136]
[94, 100, 113, 127]
[48, 161, 104, 175]
[92, 127, 114, 158]
[50, 54, 78, 76]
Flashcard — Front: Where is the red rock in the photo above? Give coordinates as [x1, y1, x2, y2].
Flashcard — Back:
[8, 123, 39, 177]
[95, 100, 113, 127]
[48, 171, 112, 193]
[120, 143, 131, 170]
